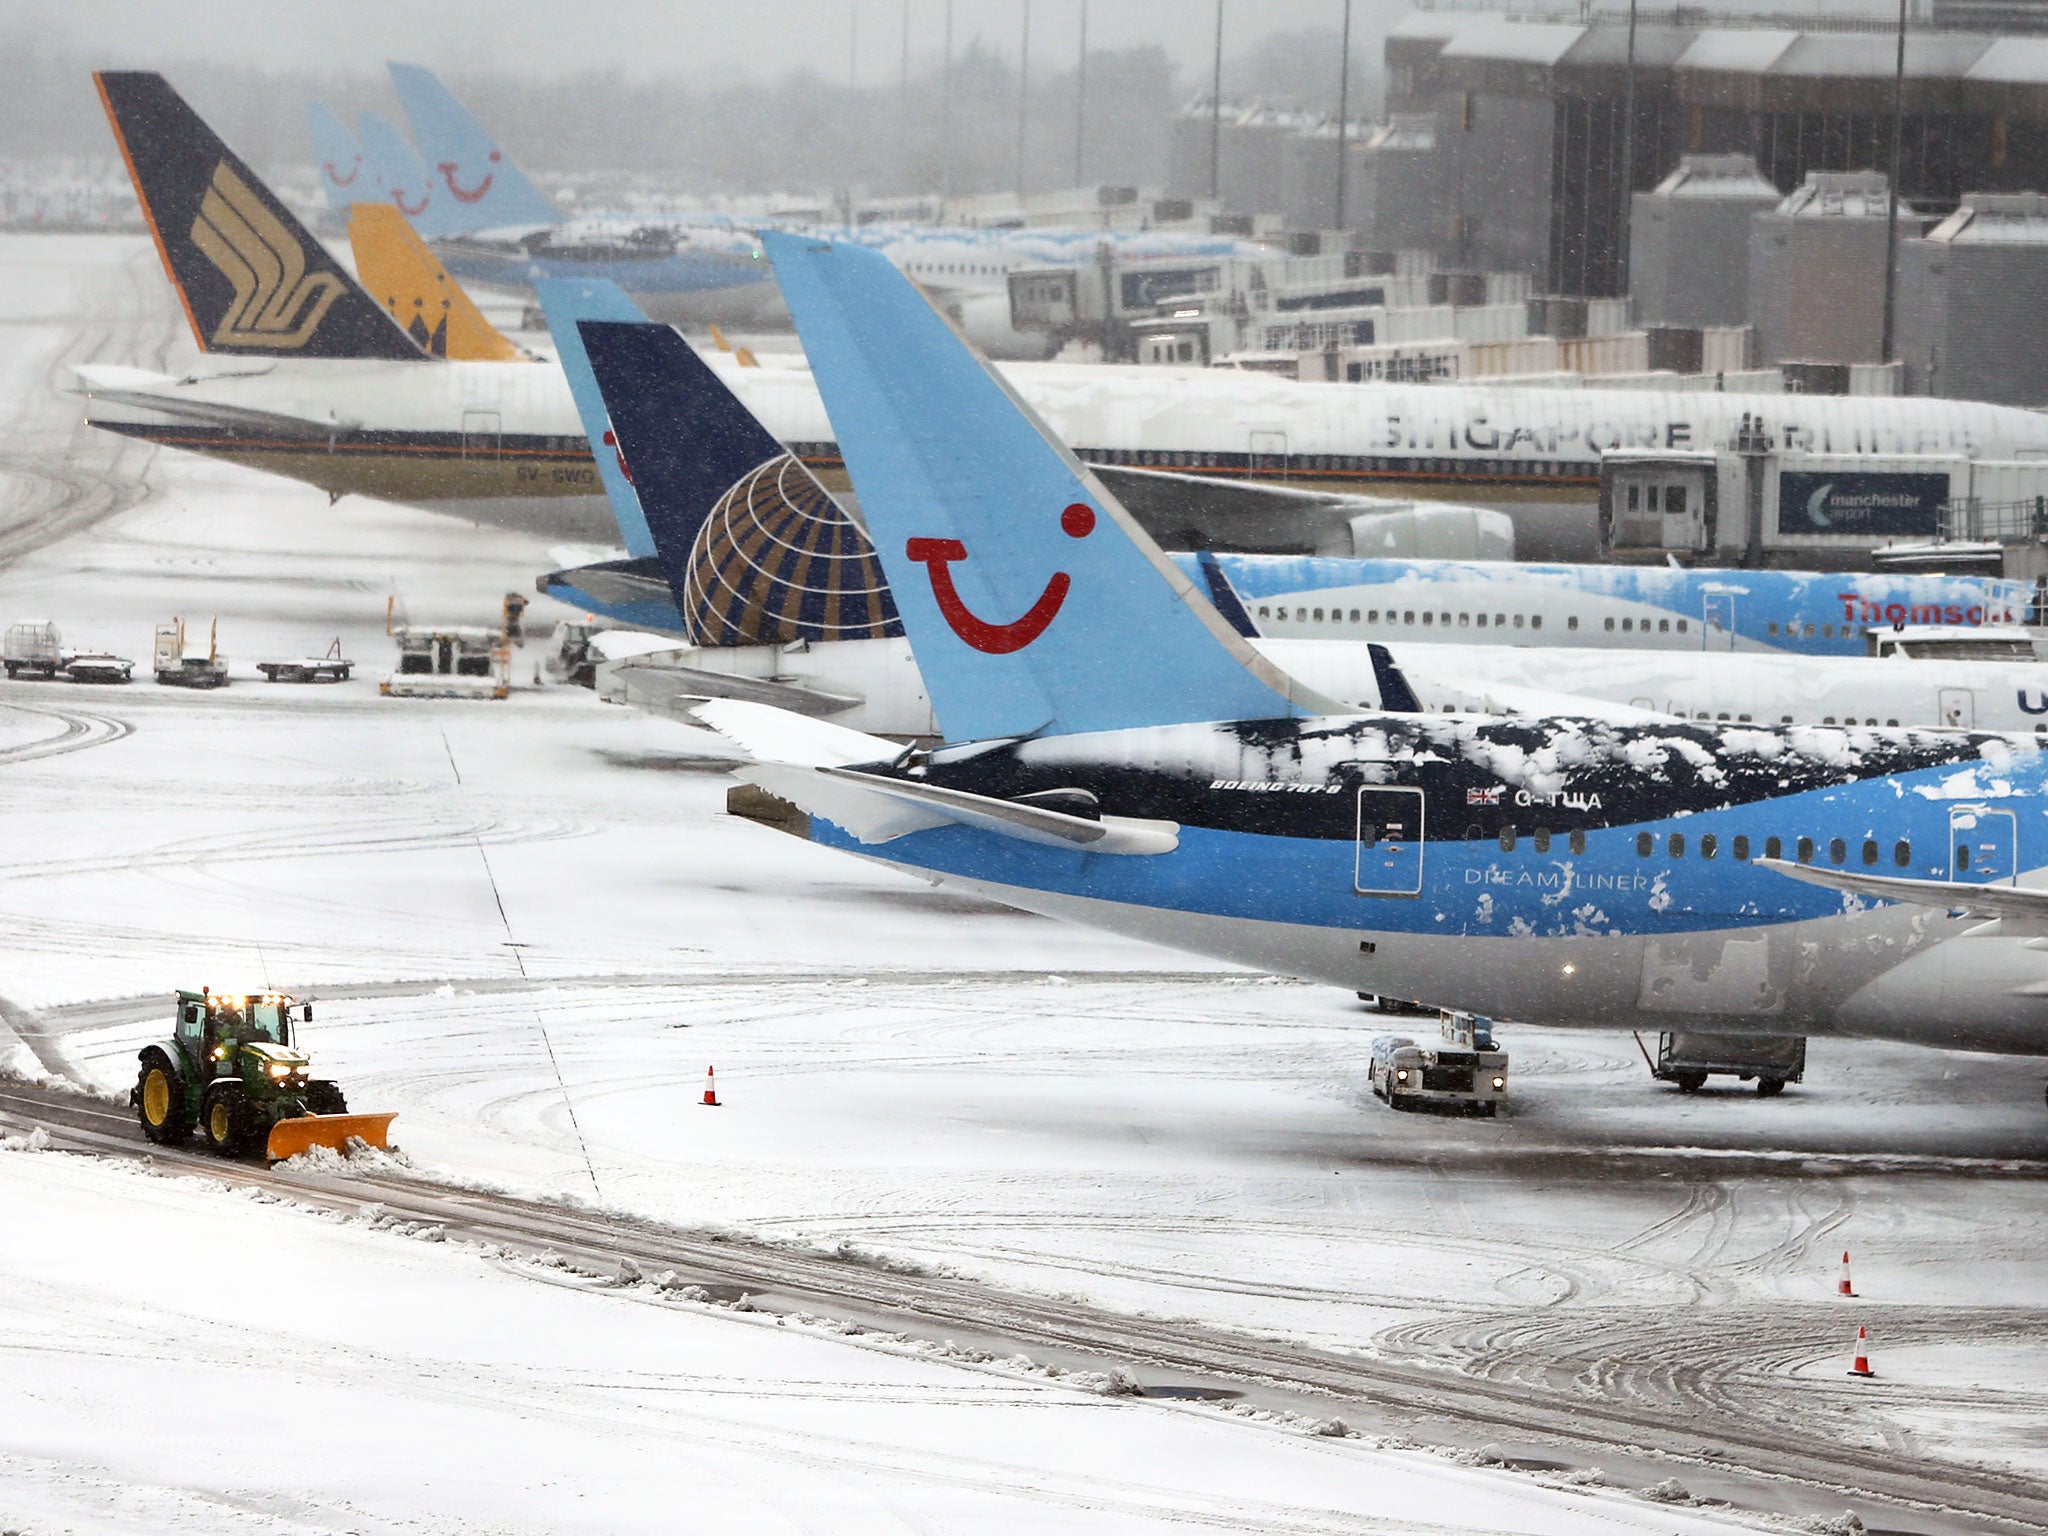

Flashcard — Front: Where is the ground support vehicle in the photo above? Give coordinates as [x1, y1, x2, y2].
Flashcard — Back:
[61, 652, 133, 683]
[1640, 1031, 1806, 1096]
[258, 638, 352, 683]
[130, 988, 395, 1159]
[154, 617, 228, 688]
[1370, 1012, 1510, 1115]
[4, 621, 62, 679]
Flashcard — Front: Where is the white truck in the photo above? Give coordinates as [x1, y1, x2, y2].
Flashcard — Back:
[154, 617, 228, 688]
[3, 621, 62, 680]
[1369, 1011, 1510, 1116]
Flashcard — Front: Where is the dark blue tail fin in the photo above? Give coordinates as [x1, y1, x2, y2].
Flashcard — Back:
[577, 319, 901, 646]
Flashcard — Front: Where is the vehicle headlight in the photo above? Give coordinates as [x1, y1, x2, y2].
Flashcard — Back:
[1492, 1077, 1506, 1090]
[1395, 1069, 1408, 1081]
[268, 1063, 291, 1079]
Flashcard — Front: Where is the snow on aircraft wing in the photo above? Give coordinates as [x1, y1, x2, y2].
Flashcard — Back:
[70, 366, 355, 439]
[1755, 858, 2048, 921]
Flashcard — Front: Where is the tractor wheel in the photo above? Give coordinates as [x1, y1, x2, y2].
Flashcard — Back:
[135, 1051, 193, 1145]
[201, 1084, 257, 1156]
[304, 1080, 347, 1116]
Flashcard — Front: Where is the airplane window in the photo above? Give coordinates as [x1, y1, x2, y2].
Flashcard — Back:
[1441, 613, 1452, 626]
[1796, 837, 1814, 863]
[1733, 835, 1751, 860]
[1701, 833, 1718, 859]
[1895, 839, 1911, 866]
[1531, 615, 1542, 630]
[1823, 625, 1834, 638]
[1862, 839, 1880, 865]
[1477, 614, 1488, 627]
[1605, 618, 1616, 632]
[1465, 824, 1484, 841]
[1369, 610, 1380, 622]
[1829, 838, 1847, 865]
[1533, 828, 1551, 853]
[1314, 608, 1325, 622]
[1459, 613, 1470, 627]
[1668, 833, 1685, 857]
[1569, 829, 1586, 855]
[1423, 612, 1433, 626]
[1637, 832, 1653, 857]
[1716, 712, 1730, 721]
[1403, 611, 1415, 624]
[1768, 622, 1780, 636]
[1738, 714, 1752, 722]
[1499, 825, 1517, 851]
[1513, 615, 1524, 629]
[1886, 718, 1898, 726]
[1659, 619, 1670, 633]
[1958, 843, 1972, 872]
[1622, 618, 1633, 632]
[1677, 620, 1688, 634]
[1496, 614, 1507, 628]
[1823, 716, 1836, 725]
[1780, 715, 1793, 724]
[1350, 610, 1360, 622]
[1805, 625, 1817, 638]
[1765, 836, 1781, 860]
[1567, 616, 1579, 630]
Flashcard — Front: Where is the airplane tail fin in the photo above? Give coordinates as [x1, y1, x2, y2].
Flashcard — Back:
[350, 202, 523, 361]
[95, 72, 422, 361]
[305, 103, 363, 216]
[576, 317, 903, 647]
[759, 232, 1332, 742]
[386, 63, 561, 232]
[533, 280, 659, 558]
[356, 110, 460, 239]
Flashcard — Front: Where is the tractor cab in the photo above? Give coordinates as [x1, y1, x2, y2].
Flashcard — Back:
[176, 989, 310, 1071]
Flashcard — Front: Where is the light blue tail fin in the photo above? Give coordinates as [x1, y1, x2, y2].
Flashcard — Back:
[533, 279, 657, 560]
[386, 64, 561, 232]
[356, 111, 460, 239]
[760, 232, 1327, 742]
[305, 103, 364, 216]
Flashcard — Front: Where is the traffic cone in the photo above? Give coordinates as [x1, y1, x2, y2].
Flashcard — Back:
[1848, 1325, 1876, 1378]
[701, 1065, 720, 1108]
[1838, 1250, 1856, 1297]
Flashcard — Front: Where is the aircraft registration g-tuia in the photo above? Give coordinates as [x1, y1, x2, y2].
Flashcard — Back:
[682, 231, 2048, 1059]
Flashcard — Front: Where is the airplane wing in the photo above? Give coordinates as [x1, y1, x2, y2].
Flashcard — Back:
[1755, 858, 2048, 922]
[605, 659, 862, 721]
[72, 366, 358, 440]
[687, 698, 1178, 855]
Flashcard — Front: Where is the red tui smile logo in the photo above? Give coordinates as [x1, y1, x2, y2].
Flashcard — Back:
[437, 151, 499, 203]
[324, 157, 360, 188]
[905, 503, 1095, 654]
[392, 188, 430, 216]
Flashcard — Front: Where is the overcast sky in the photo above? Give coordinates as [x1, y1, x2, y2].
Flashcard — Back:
[5, 0, 1402, 84]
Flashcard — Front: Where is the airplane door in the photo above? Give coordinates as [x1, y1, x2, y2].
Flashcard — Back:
[1702, 594, 1736, 651]
[1249, 430, 1289, 481]
[1949, 806, 2017, 884]
[1355, 787, 1424, 897]
[1938, 688, 1975, 729]
[461, 409, 502, 466]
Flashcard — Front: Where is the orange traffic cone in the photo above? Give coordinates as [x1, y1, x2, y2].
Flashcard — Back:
[1848, 1325, 1876, 1378]
[701, 1065, 721, 1108]
[1838, 1250, 1856, 1297]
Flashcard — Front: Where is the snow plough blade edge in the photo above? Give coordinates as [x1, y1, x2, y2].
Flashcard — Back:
[264, 1112, 396, 1161]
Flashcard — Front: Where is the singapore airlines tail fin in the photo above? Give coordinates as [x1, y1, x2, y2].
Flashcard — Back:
[386, 63, 561, 232]
[759, 231, 1336, 743]
[95, 72, 423, 361]
[350, 203, 523, 361]
[576, 316, 903, 646]
[305, 103, 363, 217]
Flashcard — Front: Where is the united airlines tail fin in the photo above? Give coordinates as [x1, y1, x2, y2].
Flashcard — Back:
[386, 63, 561, 232]
[533, 280, 658, 557]
[349, 203, 524, 361]
[759, 232, 1332, 742]
[95, 72, 423, 361]
[305, 103, 363, 216]
[577, 317, 902, 646]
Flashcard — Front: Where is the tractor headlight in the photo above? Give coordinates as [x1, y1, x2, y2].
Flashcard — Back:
[268, 1062, 291, 1079]
[212, 1046, 229, 1060]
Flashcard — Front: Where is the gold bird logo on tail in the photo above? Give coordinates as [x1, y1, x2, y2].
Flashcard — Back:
[189, 163, 345, 349]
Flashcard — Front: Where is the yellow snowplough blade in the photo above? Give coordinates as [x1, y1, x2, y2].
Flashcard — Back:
[265, 1112, 396, 1161]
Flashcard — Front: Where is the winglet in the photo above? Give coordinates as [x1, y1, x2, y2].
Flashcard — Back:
[759, 231, 1337, 742]
[95, 71, 422, 361]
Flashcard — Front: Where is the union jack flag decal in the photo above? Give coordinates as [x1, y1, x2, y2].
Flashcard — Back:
[1466, 786, 1503, 806]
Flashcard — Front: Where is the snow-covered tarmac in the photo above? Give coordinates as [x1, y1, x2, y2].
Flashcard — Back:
[3, 235, 2046, 1534]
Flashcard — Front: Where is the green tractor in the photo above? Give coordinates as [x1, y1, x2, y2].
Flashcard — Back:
[131, 989, 395, 1160]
